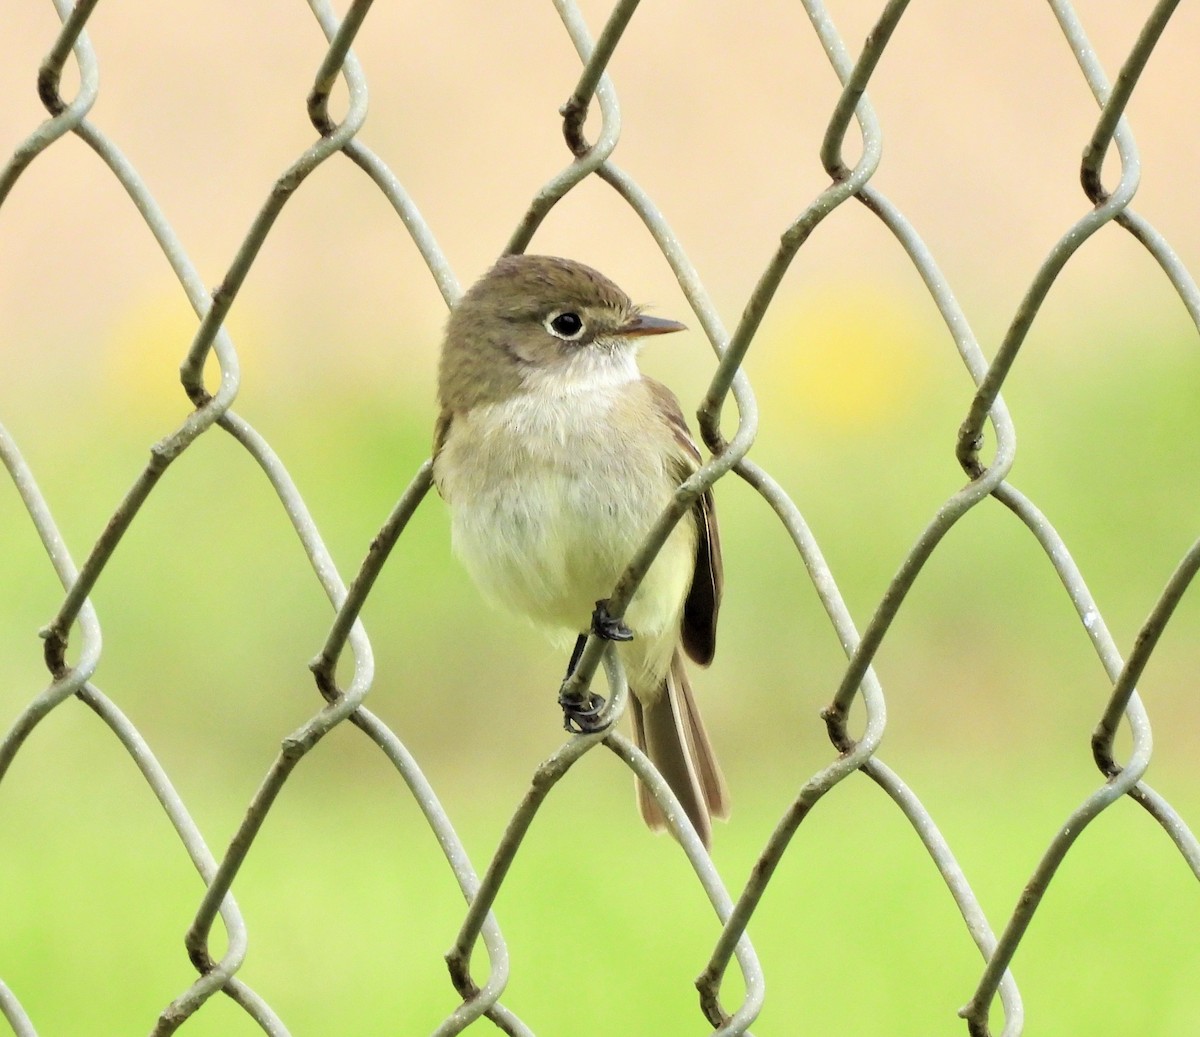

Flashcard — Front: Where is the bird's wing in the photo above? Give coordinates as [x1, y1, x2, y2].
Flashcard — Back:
[431, 409, 454, 499]
[432, 409, 453, 458]
[645, 378, 723, 665]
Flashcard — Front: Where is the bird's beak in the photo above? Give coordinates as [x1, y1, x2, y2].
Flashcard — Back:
[618, 314, 687, 337]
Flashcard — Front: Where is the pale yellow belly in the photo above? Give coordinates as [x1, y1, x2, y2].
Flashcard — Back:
[433, 385, 696, 688]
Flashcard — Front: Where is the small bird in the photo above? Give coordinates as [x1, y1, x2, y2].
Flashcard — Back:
[432, 254, 728, 846]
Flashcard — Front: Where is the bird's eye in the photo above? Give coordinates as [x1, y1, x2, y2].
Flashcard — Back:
[546, 311, 585, 339]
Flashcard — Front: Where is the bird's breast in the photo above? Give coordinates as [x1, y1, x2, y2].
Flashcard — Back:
[434, 385, 693, 637]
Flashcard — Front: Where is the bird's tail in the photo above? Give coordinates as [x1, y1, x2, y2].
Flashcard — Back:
[629, 649, 729, 848]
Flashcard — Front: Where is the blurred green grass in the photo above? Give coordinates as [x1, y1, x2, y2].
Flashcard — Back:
[2, 761, 1198, 1035]
[3, 304, 1200, 1033]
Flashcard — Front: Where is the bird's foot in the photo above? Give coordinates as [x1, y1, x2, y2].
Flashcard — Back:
[591, 599, 633, 642]
[559, 687, 609, 734]
[557, 604, 630, 733]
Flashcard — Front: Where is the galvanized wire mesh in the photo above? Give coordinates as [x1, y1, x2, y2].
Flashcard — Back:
[3, 1, 1199, 1035]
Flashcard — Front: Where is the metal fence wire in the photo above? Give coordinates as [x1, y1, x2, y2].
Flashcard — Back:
[3, 1, 1200, 1035]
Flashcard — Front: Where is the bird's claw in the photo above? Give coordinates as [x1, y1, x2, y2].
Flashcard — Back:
[591, 599, 633, 642]
[559, 689, 609, 734]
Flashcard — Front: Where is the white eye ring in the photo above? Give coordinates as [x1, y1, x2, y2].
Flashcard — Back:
[544, 311, 586, 340]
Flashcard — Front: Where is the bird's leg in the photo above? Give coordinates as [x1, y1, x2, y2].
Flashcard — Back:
[563, 633, 587, 681]
[557, 604, 632, 734]
[559, 633, 606, 733]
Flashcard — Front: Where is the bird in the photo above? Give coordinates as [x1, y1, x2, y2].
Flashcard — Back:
[431, 253, 728, 847]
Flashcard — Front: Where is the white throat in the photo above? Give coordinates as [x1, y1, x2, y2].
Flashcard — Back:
[520, 344, 640, 396]
[467, 344, 641, 453]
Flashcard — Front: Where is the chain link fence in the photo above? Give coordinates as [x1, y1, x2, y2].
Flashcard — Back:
[3, 1, 1200, 1034]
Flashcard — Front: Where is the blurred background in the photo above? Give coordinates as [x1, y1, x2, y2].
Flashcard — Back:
[3, 1, 1200, 1034]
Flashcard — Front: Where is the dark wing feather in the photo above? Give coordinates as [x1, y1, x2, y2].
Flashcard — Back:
[684, 481, 722, 665]
[645, 379, 723, 666]
[431, 410, 453, 499]
[432, 409, 453, 458]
